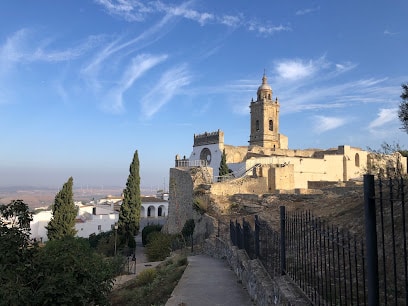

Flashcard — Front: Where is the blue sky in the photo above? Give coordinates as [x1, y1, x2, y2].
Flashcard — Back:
[1, 1, 407, 190]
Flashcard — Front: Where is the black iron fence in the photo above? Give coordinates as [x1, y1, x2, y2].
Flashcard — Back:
[229, 174, 408, 305]
[365, 174, 408, 305]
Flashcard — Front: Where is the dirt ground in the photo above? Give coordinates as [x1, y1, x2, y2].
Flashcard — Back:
[214, 185, 366, 238]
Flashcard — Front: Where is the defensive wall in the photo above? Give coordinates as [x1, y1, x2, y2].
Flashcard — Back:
[162, 167, 215, 243]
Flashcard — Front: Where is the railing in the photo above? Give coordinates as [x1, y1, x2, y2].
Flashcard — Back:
[175, 159, 207, 168]
[229, 174, 408, 305]
[365, 174, 408, 305]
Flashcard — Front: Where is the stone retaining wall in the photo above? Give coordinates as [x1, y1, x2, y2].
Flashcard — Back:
[203, 237, 310, 306]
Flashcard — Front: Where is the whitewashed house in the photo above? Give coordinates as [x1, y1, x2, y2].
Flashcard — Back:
[29, 210, 52, 243]
[29, 196, 168, 241]
[75, 204, 119, 239]
[30, 204, 118, 242]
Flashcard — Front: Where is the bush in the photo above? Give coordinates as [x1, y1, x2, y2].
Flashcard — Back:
[193, 197, 208, 214]
[181, 219, 195, 239]
[146, 232, 172, 261]
[135, 268, 157, 286]
[34, 237, 116, 305]
[142, 224, 162, 246]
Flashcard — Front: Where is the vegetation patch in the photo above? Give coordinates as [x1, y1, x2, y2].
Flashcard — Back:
[109, 255, 188, 306]
[145, 231, 173, 262]
[142, 224, 163, 246]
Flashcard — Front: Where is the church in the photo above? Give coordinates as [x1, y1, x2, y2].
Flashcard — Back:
[175, 74, 406, 193]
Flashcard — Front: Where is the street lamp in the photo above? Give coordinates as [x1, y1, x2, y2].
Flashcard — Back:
[114, 223, 118, 256]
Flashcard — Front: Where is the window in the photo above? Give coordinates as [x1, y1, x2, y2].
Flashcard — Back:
[355, 153, 360, 167]
[269, 120, 273, 131]
[256, 120, 260, 131]
[98, 225, 101, 232]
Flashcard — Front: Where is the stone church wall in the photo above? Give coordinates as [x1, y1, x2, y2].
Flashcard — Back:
[209, 176, 269, 196]
[268, 164, 295, 192]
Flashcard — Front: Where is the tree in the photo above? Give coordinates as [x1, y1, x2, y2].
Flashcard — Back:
[1, 201, 119, 305]
[398, 83, 408, 133]
[119, 150, 141, 247]
[34, 237, 117, 305]
[0, 200, 37, 305]
[219, 149, 229, 177]
[46, 176, 77, 240]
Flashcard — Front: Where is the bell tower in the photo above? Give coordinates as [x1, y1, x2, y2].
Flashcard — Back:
[249, 73, 280, 149]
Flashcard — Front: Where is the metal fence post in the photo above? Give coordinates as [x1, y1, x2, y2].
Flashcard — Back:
[243, 218, 247, 253]
[255, 215, 260, 258]
[364, 174, 379, 306]
[280, 206, 286, 275]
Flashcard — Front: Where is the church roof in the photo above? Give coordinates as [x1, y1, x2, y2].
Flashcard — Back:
[257, 73, 272, 92]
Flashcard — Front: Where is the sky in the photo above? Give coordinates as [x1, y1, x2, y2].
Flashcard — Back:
[0, 1, 407, 191]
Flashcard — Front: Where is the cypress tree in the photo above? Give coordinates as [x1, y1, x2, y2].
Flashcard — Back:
[219, 149, 229, 177]
[119, 150, 141, 247]
[46, 177, 77, 240]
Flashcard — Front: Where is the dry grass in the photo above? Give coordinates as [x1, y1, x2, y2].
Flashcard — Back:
[109, 255, 188, 306]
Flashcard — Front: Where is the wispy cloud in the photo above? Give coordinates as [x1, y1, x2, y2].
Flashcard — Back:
[313, 115, 347, 133]
[81, 12, 175, 93]
[155, 1, 214, 26]
[368, 108, 398, 129]
[274, 58, 324, 81]
[94, 0, 152, 22]
[94, 0, 290, 36]
[384, 29, 398, 36]
[0, 28, 99, 65]
[295, 6, 320, 16]
[216, 56, 404, 120]
[140, 65, 191, 118]
[248, 23, 291, 35]
[102, 53, 168, 113]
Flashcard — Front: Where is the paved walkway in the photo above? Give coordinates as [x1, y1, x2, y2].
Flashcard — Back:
[166, 255, 254, 306]
[113, 233, 161, 289]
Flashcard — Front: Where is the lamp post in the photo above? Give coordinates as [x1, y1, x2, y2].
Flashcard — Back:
[114, 223, 118, 256]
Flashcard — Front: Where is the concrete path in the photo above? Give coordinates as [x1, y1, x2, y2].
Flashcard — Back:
[166, 255, 254, 306]
[113, 233, 161, 289]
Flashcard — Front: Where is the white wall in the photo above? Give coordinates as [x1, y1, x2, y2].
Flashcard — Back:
[76, 212, 118, 238]
[30, 205, 119, 242]
[30, 210, 53, 243]
[141, 202, 168, 218]
[189, 143, 223, 177]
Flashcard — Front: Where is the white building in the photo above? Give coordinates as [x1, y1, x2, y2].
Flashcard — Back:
[30, 199, 168, 241]
[30, 204, 118, 242]
[75, 204, 119, 239]
[30, 210, 53, 243]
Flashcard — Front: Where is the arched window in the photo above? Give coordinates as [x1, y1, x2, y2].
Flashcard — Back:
[269, 120, 273, 131]
[158, 206, 163, 217]
[268, 94, 271, 99]
[147, 206, 155, 217]
[355, 153, 360, 167]
[256, 120, 260, 131]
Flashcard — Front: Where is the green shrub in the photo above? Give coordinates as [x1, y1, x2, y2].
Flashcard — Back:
[146, 232, 172, 261]
[142, 224, 163, 246]
[181, 219, 195, 239]
[88, 230, 113, 249]
[135, 268, 157, 286]
[193, 197, 208, 214]
[177, 256, 188, 266]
